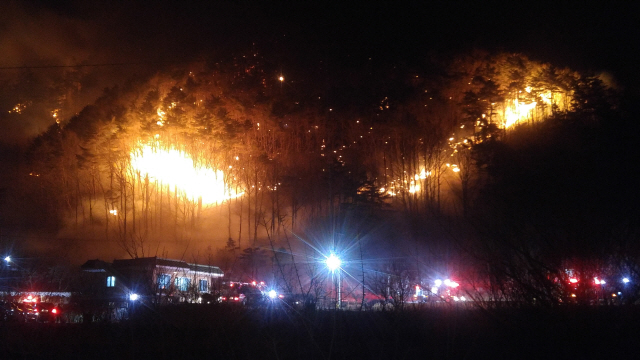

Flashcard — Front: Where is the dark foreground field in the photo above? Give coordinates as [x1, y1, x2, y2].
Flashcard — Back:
[2, 305, 640, 359]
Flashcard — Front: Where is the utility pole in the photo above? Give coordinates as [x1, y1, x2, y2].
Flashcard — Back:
[360, 241, 366, 310]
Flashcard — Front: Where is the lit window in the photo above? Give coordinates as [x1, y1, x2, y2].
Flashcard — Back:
[157, 274, 171, 289]
[175, 277, 190, 292]
[106, 276, 116, 287]
[199, 279, 208, 292]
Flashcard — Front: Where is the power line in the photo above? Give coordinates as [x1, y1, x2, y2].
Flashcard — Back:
[0, 60, 182, 71]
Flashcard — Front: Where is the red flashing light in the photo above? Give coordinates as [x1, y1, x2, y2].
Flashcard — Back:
[52, 308, 57, 314]
[569, 278, 578, 284]
[252, 281, 257, 286]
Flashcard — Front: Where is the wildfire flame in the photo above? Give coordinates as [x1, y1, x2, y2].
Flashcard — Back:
[503, 89, 557, 128]
[504, 99, 538, 128]
[130, 144, 243, 205]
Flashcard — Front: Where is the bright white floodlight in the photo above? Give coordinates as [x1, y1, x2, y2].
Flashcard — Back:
[326, 253, 341, 271]
[4, 256, 10, 263]
[129, 293, 139, 301]
[268, 290, 277, 299]
[623, 277, 630, 284]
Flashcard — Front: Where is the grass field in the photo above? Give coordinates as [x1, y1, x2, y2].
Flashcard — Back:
[2, 305, 640, 359]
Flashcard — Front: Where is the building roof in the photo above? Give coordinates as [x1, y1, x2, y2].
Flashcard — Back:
[80, 259, 109, 272]
[189, 263, 224, 276]
[82, 257, 223, 276]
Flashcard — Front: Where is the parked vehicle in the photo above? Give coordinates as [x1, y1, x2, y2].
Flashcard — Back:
[37, 302, 61, 323]
[1, 301, 37, 322]
[20, 302, 39, 322]
[1, 301, 23, 321]
[219, 282, 266, 306]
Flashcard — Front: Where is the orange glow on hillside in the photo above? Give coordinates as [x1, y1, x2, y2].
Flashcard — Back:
[130, 144, 243, 205]
[504, 99, 538, 128]
[502, 89, 563, 128]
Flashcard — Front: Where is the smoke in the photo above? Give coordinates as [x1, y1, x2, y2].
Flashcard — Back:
[50, 195, 275, 264]
[0, 2, 170, 146]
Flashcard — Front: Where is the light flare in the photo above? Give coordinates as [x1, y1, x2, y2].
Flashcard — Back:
[326, 253, 341, 271]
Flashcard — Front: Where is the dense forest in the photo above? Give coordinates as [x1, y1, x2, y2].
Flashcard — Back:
[2, 48, 638, 306]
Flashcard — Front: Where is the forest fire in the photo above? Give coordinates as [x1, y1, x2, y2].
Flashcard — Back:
[0, 3, 636, 357]
[379, 77, 571, 200]
[503, 89, 558, 128]
[504, 98, 538, 128]
[130, 144, 243, 206]
[12, 49, 622, 313]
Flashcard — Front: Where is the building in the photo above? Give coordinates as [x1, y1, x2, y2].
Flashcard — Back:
[80, 257, 224, 310]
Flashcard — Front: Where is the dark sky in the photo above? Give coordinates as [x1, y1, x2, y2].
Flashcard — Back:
[1, 1, 639, 146]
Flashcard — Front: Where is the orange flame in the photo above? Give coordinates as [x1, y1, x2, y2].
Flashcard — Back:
[130, 144, 243, 205]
